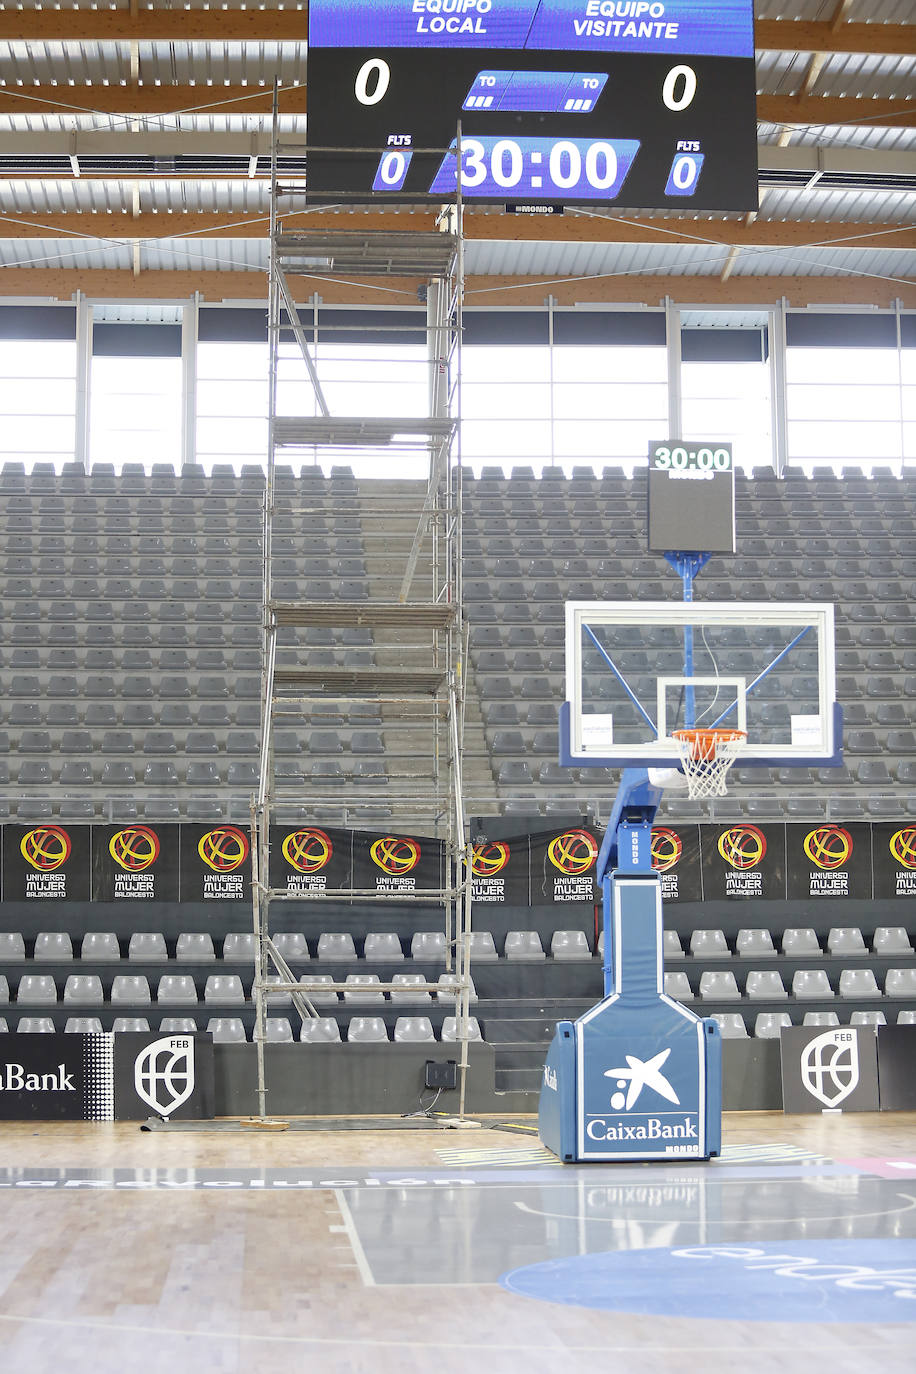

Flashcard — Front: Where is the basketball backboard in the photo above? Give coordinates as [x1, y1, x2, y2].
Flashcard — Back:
[560, 601, 841, 770]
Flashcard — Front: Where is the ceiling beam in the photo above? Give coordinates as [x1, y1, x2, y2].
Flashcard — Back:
[758, 94, 915, 131]
[0, 11, 911, 54]
[0, 84, 910, 131]
[0, 212, 911, 253]
[0, 269, 910, 310]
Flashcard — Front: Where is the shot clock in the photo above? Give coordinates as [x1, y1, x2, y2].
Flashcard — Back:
[306, 0, 758, 211]
[647, 440, 736, 554]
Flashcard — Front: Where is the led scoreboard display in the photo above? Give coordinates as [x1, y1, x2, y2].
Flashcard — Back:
[306, 0, 758, 210]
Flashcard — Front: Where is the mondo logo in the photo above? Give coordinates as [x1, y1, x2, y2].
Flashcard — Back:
[547, 829, 598, 876]
[370, 835, 421, 876]
[889, 828, 916, 871]
[282, 828, 333, 874]
[471, 841, 510, 877]
[20, 825, 71, 871]
[109, 825, 160, 872]
[651, 828, 682, 873]
[717, 825, 766, 870]
[804, 825, 852, 870]
[198, 826, 250, 873]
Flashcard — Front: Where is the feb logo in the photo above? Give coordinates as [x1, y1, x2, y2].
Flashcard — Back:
[198, 825, 250, 873]
[472, 841, 510, 877]
[800, 1028, 859, 1109]
[134, 1036, 196, 1118]
[109, 825, 160, 872]
[547, 829, 598, 876]
[651, 828, 683, 873]
[889, 828, 916, 871]
[282, 828, 333, 874]
[804, 825, 852, 870]
[20, 824, 71, 871]
[370, 835, 421, 876]
[717, 825, 766, 870]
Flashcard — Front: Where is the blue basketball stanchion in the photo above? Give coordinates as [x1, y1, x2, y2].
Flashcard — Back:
[539, 767, 722, 1162]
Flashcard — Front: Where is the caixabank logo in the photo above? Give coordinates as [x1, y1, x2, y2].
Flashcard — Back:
[580, 1032, 702, 1155]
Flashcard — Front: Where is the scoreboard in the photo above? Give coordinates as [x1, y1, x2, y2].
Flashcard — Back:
[646, 440, 736, 554]
[306, 0, 758, 210]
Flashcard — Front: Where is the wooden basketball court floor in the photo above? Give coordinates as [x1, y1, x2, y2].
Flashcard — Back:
[1, 1111, 915, 1374]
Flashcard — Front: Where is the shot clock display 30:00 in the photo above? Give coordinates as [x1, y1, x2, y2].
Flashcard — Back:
[306, 0, 758, 211]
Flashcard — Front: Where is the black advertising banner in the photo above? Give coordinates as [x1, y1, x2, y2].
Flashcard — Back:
[700, 823, 786, 901]
[91, 824, 180, 902]
[0, 1034, 113, 1121]
[3, 823, 91, 902]
[530, 827, 600, 905]
[352, 832, 445, 895]
[650, 825, 702, 904]
[268, 825, 353, 895]
[786, 823, 872, 901]
[872, 823, 916, 901]
[875, 1027, 916, 1111]
[180, 824, 251, 902]
[470, 838, 529, 905]
[113, 1032, 215, 1121]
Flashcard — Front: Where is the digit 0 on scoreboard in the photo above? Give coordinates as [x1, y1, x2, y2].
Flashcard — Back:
[306, 0, 758, 212]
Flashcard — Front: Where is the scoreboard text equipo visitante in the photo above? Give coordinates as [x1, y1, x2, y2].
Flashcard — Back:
[306, 0, 758, 211]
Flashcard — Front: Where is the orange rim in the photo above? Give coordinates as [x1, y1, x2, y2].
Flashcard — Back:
[672, 728, 747, 763]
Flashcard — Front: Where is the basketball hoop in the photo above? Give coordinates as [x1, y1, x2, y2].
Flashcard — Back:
[671, 728, 747, 800]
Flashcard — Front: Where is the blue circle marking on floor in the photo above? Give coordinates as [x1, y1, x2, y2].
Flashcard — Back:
[501, 1239, 916, 1322]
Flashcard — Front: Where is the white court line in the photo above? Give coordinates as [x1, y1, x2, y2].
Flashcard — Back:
[513, 1191, 916, 1225]
[333, 1187, 376, 1287]
[0, 1314, 855, 1351]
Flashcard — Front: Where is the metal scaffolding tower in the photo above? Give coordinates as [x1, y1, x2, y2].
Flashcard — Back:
[250, 101, 473, 1118]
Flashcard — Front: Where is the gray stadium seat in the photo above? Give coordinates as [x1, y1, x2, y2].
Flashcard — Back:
[745, 971, 788, 1000]
[63, 975, 103, 1004]
[690, 929, 729, 958]
[206, 1018, 246, 1042]
[111, 976, 152, 1003]
[347, 1016, 388, 1042]
[753, 1012, 792, 1038]
[81, 932, 120, 961]
[792, 969, 834, 1000]
[393, 1016, 435, 1043]
[504, 930, 546, 961]
[17, 974, 58, 1004]
[699, 971, 741, 1000]
[828, 928, 867, 956]
[803, 1011, 841, 1027]
[157, 976, 199, 1004]
[838, 969, 881, 998]
[781, 928, 822, 956]
[712, 1013, 748, 1039]
[128, 933, 167, 961]
[299, 1017, 341, 1042]
[34, 932, 73, 961]
[390, 974, 432, 1004]
[664, 971, 692, 999]
[343, 974, 384, 1005]
[204, 975, 245, 1004]
[176, 933, 216, 962]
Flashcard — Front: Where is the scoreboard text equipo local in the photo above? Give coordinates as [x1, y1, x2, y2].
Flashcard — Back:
[305, 0, 758, 211]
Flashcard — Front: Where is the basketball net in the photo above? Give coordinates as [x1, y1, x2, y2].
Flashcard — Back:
[671, 728, 747, 800]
